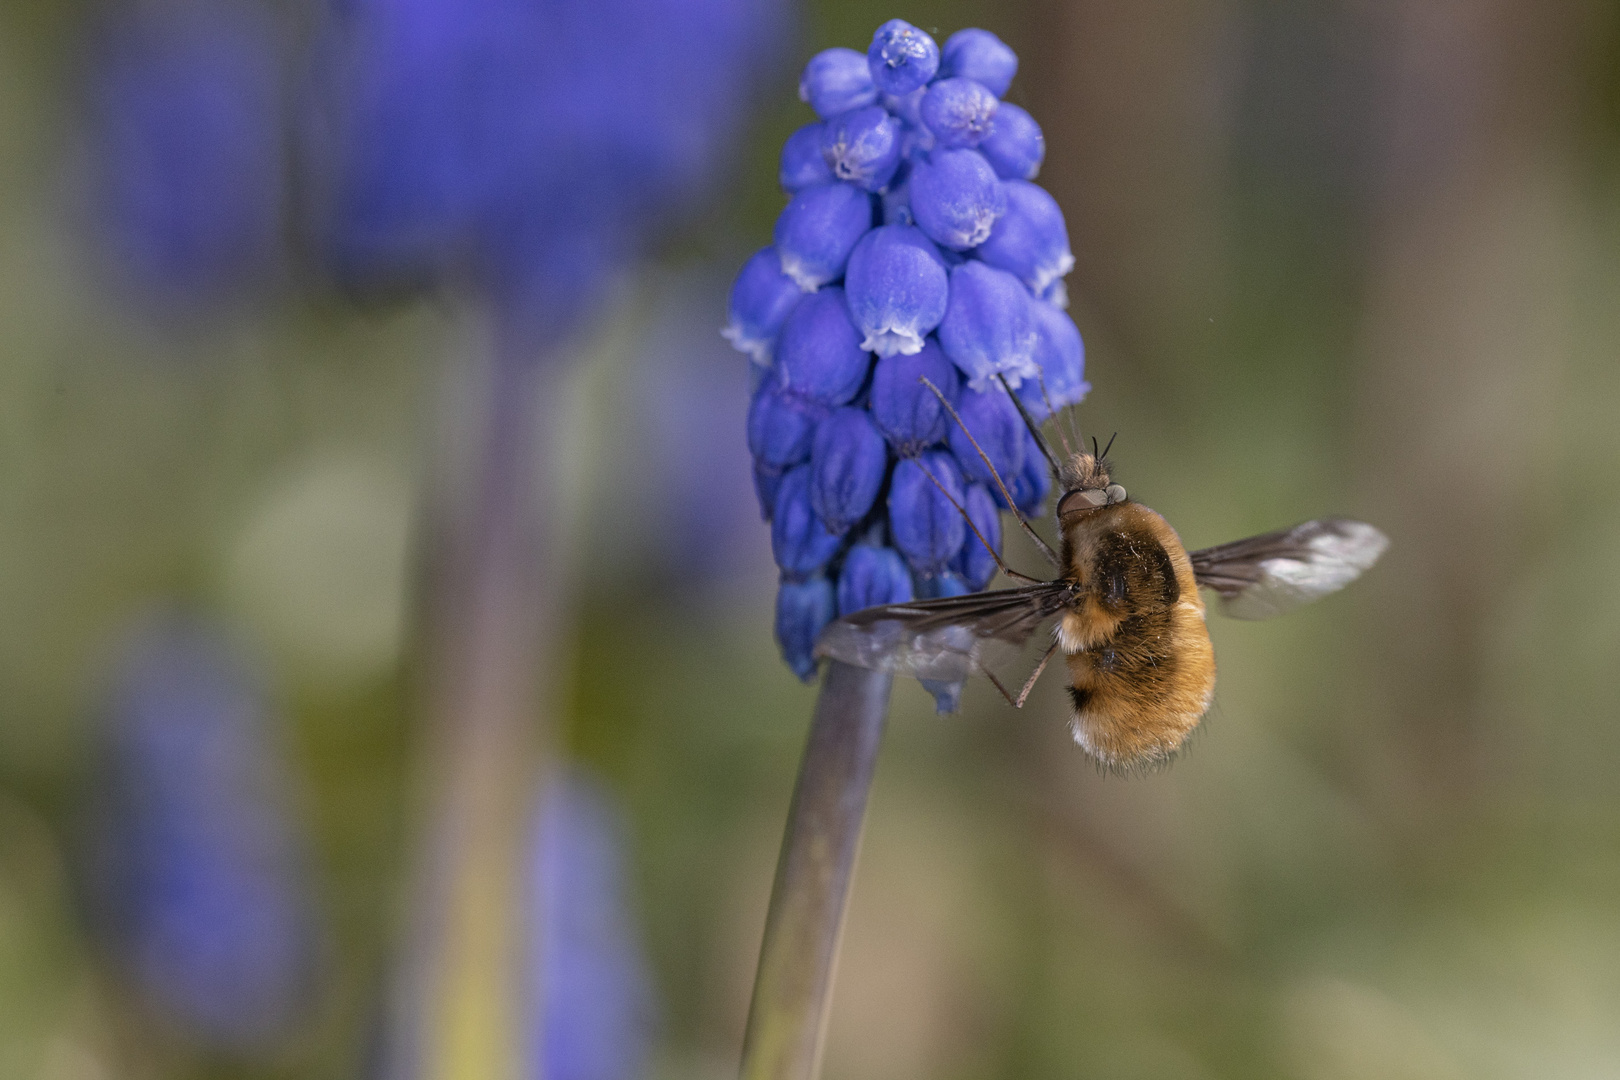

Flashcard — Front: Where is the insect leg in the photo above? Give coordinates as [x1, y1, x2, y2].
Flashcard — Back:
[983, 667, 1020, 708]
[908, 455, 1047, 584]
[919, 376, 1063, 569]
[994, 372, 1062, 478]
[1014, 640, 1060, 708]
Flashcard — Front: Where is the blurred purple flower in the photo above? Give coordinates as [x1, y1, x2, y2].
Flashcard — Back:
[528, 770, 657, 1080]
[308, 0, 787, 337]
[92, 611, 319, 1051]
[84, 3, 286, 312]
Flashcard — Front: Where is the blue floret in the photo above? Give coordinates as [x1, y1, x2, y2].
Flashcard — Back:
[774, 287, 872, 406]
[837, 544, 915, 615]
[773, 183, 876, 290]
[908, 149, 1006, 251]
[868, 340, 959, 454]
[937, 261, 1039, 390]
[867, 20, 940, 97]
[780, 122, 835, 192]
[940, 28, 1018, 97]
[809, 407, 889, 533]
[800, 48, 879, 119]
[888, 451, 967, 575]
[974, 180, 1075, 296]
[776, 576, 837, 681]
[724, 247, 806, 364]
[843, 225, 950, 357]
[820, 106, 903, 193]
[978, 102, 1045, 180]
[920, 78, 1000, 149]
[772, 466, 845, 578]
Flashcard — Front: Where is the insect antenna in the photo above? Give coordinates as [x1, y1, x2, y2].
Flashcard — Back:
[919, 376, 1062, 569]
[907, 453, 1048, 584]
[994, 373, 1061, 479]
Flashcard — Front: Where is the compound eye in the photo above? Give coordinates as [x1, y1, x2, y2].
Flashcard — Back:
[1106, 484, 1127, 504]
[1057, 488, 1109, 517]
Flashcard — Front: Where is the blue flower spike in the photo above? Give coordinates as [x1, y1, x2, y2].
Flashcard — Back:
[774, 287, 871, 406]
[800, 48, 880, 119]
[528, 772, 657, 1080]
[867, 20, 940, 97]
[979, 102, 1045, 180]
[837, 544, 915, 616]
[820, 106, 903, 192]
[844, 225, 949, 356]
[776, 576, 837, 681]
[733, 19, 1081, 693]
[940, 28, 1019, 97]
[724, 247, 807, 364]
[908, 148, 1006, 251]
[94, 613, 318, 1050]
[780, 123, 835, 192]
[809, 407, 889, 533]
[920, 78, 999, 149]
[774, 183, 876, 291]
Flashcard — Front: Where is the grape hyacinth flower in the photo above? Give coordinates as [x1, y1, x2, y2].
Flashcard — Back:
[84, 3, 286, 314]
[727, 22, 1087, 1080]
[305, 1, 789, 1076]
[527, 771, 657, 1080]
[91, 612, 319, 1052]
[725, 19, 1087, 689]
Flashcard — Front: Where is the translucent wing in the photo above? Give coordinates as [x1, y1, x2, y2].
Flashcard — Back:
[814, 582, 1074, 682]
[1190, 518, 1388, 620]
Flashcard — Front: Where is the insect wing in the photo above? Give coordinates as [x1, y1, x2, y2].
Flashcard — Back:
[814, 582, 1072, 682]
[1190, 518, 1388, 620]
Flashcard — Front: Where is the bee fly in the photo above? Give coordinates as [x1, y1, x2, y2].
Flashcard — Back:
[814, 379, 1389, 770]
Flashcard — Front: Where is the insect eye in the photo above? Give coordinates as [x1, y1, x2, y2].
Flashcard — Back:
[1106, 484, 1127, 504]
[1058, 488, 1109, 517]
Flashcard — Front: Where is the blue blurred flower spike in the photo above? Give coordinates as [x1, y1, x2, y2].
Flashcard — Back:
[86, 4, 285, 313]
[723, 20, 1089, 692]
[310, 0, 786, 339]
[95, 612, 318, 1051]
[528, 770, 657, 1080]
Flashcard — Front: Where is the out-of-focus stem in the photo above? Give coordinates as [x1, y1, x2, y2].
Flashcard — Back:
[392, 310, 565, 1080]
[739, 661, 894, 1080]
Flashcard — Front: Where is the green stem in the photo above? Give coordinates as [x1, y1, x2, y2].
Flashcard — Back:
[739, 661, 894, 1080]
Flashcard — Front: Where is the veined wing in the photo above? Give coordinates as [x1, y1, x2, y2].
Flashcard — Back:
[814, 581, 1074, 683]
[1190, 518, 1388, 620]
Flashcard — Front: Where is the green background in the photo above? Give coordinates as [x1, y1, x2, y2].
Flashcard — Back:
[3, 0, 1620, 1077]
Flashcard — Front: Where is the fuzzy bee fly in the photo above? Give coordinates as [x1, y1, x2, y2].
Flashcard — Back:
[814, 380, 1388, 769]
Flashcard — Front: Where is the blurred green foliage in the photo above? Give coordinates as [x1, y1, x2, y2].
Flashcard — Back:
[4, 0, 1620, 1078]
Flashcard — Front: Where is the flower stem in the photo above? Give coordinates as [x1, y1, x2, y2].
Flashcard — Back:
[389, 310, 565, 1080]
[739, 661, 894, 1080]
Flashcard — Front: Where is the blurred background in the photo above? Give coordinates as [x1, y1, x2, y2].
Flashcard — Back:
[4, 0, 1620, 1078]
